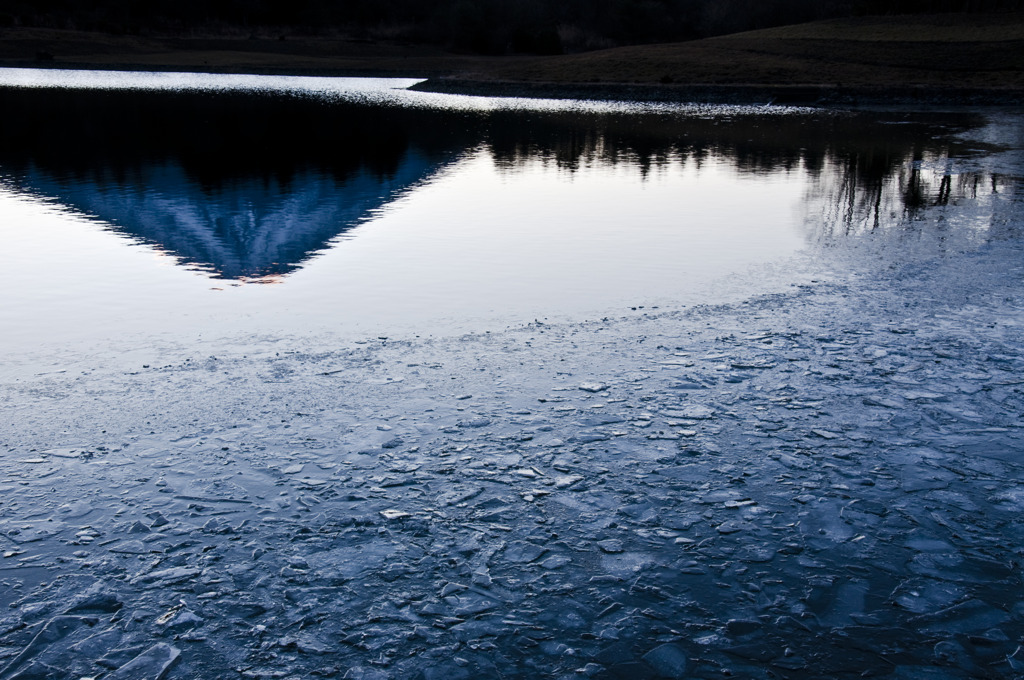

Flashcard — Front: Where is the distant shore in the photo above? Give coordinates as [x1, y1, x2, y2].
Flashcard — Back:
[3, 63, 1020, 108]
[409, 79, 1024, 107]
[1, 11, 1023, 106]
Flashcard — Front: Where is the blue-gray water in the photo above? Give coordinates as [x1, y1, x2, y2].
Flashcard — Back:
[0, 69, 1014, 359]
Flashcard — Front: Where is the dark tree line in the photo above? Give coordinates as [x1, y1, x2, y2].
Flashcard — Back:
[1, 0, 1021, 53]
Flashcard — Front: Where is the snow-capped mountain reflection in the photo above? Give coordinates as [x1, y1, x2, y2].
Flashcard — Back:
[15, 151, 445, 280]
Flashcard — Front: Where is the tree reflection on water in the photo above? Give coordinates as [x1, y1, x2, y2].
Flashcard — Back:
[0, 85, 1010, 281]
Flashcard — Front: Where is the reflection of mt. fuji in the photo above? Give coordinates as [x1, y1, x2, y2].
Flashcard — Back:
[0, 85, 477, 282]
[18, 152, 447, 280]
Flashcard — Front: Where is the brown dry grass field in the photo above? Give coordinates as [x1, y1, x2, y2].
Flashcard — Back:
[1, 12, 1022, 97]
[476, 13, 1024, 91]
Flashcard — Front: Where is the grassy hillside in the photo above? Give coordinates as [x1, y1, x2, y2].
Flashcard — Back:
[467, 13, 1024, 90]
[0, 12, 1021, 95]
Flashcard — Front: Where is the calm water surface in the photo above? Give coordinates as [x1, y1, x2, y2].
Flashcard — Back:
[0, 69, 1015, 357]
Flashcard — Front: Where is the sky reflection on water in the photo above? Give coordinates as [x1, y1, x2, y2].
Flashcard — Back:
[0, 69, 1015, 356]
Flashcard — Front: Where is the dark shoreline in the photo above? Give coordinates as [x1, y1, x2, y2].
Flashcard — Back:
[3, 60, 1023, 108]
[410, 78, 1024, 108]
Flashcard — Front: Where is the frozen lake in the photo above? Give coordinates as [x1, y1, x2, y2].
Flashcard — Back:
[1, 70, 1024, 680]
